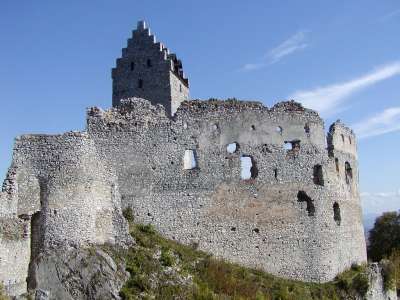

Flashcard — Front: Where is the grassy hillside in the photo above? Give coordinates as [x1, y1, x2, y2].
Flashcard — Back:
[106, 211, 370, 300]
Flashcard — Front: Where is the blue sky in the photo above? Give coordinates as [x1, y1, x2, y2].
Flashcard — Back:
[1, 0, 399, 217]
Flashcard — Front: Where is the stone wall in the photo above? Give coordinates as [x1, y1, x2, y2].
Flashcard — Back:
[87, 98, 367, 282]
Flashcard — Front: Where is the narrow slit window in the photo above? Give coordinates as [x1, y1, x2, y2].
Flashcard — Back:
[147, 59, 152, 67]
[138, 79, 143, 89]
[313, 164, 324, 186]
[130, 62, 135, 71]
[304, 123, 310, 135]
[345, 161, 352, 184]
[335, 158, 340, 173]
[333, 202, 341, 225]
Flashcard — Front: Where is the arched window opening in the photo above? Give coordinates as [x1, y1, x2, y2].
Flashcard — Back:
[146, 59, 152, 67]
[274, 168, 278, 180]
[333, 202, 341, 225]
[341, 134, 345, 143]
[130, 62, 135, 71]
[138, 79, 143, 89]
[313, 164, 324, 186]
[183, 150, 197, 170]
[335, 158, 340, 173]
[240, 155, 258, 180]
[345, 161, 352, 184]
[179, 84, 182, 92]
[227, 142, 239, 154]
[348, 137, 352, 144]
[297, 191, 315, 217]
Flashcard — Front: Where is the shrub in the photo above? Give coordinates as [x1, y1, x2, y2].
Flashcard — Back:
[335, 264, 369, 296]
[388, 249, 400, 293]
[160, 247, 175, 267]
[368, 211, 400, 261]
[352, 273, 369, 296]
[122, 207, 134, 223]
[381, 259, 396, 291]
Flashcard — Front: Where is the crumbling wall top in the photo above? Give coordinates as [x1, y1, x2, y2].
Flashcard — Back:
[87, 98, 169, 132]
[327, 119, 357, 158]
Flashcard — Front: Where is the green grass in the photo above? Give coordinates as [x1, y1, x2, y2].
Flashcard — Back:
[112, 222, 370, 300]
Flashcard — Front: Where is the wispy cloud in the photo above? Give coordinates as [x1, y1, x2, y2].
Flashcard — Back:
[288, 62, 400, 116]
[241, 30, 308, 71]
[267, 31, 308, 64]
[352, 107, 400, 139]
[380, 9, 400, 21]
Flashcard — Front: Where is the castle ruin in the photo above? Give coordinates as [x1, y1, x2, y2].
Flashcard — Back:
[0, 21, 368, 298]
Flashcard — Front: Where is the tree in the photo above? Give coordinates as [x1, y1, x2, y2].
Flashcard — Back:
[368, 211, 400, 261]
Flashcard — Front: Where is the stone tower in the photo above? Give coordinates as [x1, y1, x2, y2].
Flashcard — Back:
[112, 21, 189, 115]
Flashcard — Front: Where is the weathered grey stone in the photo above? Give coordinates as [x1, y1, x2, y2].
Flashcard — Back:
[35, 288, 50, 300]
[33, 247, 128, 300]
[366, 263, 397, 300]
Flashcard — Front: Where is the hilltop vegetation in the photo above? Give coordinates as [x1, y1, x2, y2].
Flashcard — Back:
[106, 209, 371, 300]
[368, 211, 400, 293]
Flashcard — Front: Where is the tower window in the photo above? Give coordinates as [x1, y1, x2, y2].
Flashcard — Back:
[138, 79, 143, 89]
[313, 164, 324, 186]
[180, 84, 182, 92]
[130, 62, 135, 71]
[333, 202, 341, 225]
[147, 59, 152, 67]
[345, 161, 352, 184]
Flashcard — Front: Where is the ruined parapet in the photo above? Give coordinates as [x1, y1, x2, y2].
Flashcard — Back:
[112, 21, 189, 115]
[175, 99, 326, 149]
[327, 120, 357, 158]
[87, 97, 169, 133]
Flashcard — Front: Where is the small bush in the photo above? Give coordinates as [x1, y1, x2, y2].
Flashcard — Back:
[122, 207, 134, 223]
[335, 264, 369, 296]
[381, 259, 396, 291]
[388, 249, 400, 293]
[352, 273, 369, 296]
[137, 223, 155, 235]
[160, 247, 175, 267]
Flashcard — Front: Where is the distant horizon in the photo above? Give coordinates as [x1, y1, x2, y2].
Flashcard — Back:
[1, 1, 399, 220]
